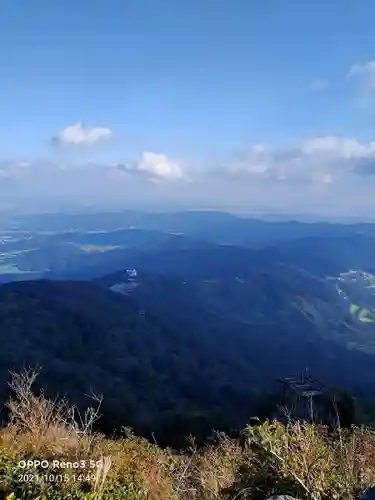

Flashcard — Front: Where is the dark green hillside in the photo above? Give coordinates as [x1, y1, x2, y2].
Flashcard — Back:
[96, 267, 375, 398]
[0, 279, 259, 447]
[1, 260, 375, 447]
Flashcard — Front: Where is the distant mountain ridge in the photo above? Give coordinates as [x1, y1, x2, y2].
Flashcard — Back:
[1, 210, 375, 283]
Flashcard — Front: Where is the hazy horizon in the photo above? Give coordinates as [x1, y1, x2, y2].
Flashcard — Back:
[1, 1, 375, 217]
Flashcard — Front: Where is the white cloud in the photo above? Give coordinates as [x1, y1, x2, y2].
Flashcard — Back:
[116, 152, 185, 181]
[301, 136, 375, 158]
[138, 152, 184, 179]
[2, 136, 375, 217]
[212, 136, 375, 183]
[0, 160, 34, 180]
[52, 122, 113, 146]
[2, 136, 375, 187]
[346, 61, 375, 90]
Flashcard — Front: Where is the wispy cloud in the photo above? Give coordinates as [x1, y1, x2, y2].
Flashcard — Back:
[2, 136, 375, 185]
[1, 135, 375, 217]
[346, 61, 375, 91]
[208, 136, 375, 183]
[52, 122, 113, 146]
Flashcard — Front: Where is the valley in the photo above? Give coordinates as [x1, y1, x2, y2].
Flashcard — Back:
[1, 211, 375, 448]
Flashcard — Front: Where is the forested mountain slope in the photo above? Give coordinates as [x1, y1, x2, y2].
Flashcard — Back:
[1, 264, 375, 447]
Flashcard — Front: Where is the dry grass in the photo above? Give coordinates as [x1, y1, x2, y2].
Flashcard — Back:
[160, 434, 242, 500]
[243, 419, 375, 500]
[1, 369, 375, 499]
[2, 367, 104, 462]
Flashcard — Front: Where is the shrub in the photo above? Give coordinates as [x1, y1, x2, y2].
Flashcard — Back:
[1, 370, 375, 499]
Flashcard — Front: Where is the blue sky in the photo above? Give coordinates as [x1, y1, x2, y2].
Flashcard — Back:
[1, 0, 375, 216]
